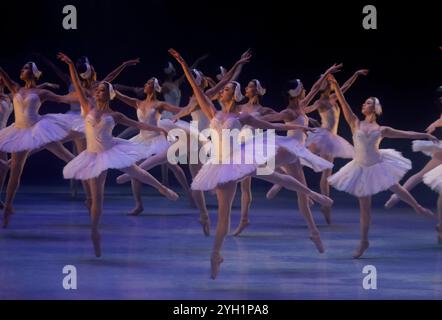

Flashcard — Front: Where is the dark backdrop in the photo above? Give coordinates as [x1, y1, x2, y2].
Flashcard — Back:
[0, 0, 441, 189]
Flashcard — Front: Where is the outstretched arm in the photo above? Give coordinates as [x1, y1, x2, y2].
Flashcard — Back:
[260, 110, 292, 122]
[57, 52, 91, 115]
[37, 82, 60, 90]
[240, 113, 313, 132]
[39, 89, 78, 105]
[328, 74, 359, 131]
[169, 49, 216, 120]
[302, 63, 343, 106]
[382, 126, 437, 142]
[205, 49, 252, 98]
[425, 115, 442, 134]
[113, 84, 145, 98]
[115, 90, 140, 109]
[157, 101, 182, 114]
[340, 69, 369, 94]
[0, 66, 20, 94]
[113, 112, 166, 134]
[102, 58, 140, 83]
[303, 100, 321, 114]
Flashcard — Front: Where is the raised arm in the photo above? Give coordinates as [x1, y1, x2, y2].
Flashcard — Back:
[328, 74, 359, 131]
[303, 100, 321, 114]
[340, 69, 369, 94]
[57, 52, 90, 115]
[115, 90, 140, 109]
[101, 58, 140, 83]
[240, 113, 312, 132]
[205, 49, 251, 98]
[302, 63, 343, 106]
[381, 126, 437, 141]
[176, 54, 209, 86]
[31, 53, 70, 86]
[0, 66, 20, 94]
[169, 49, 216, 120]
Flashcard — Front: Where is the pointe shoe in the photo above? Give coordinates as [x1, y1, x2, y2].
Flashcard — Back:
[320, 205, 332, 225]
[91, 229, 102, 258]
[232, 219, 250, 237]
[159, 187, 179, 201]
[353, 240, 370, 259]
[310, 233, 325, 253]
[210, 253, 224, 280]
[311, 192, 333, 208]
[384, 194, 399, 209]
[199, 215, 210, 237]
[2, 206, 14, 228]
[128, 206, 144, 216]
[266, 186, 281, 200]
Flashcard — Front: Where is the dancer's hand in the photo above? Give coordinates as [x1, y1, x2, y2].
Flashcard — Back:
[123, 58, 140, 67]
[426, 124, 437, 134]
[326, 63, 343, 74]
[426, 133, 439, 143]
[356, 69, 369, 76]
[168, 49, 185, 65]
[239, 49, 252, 64]
[57, 52, 74, 66]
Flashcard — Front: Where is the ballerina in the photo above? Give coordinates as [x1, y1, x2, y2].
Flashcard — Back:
[117, 51, 252, 236]
[169, 48, 333, 279]
[0, 61, 83, 227]
[113, 78, 194, 216]
[327, 74, 436, 259]
[0, 78, 13, 209]
[305, 69, 369, 222]
[58, 52, 179, 257]
[385, 112, 442, 209]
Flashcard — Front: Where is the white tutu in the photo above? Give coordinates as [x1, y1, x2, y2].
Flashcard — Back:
[306, 128, 354, 159]
[276, 136, 334, 172]
[129, 133, 170, 156]
[423, 165, 442, 193]
[191, 133, 278, 191]
[412, 140, 442, 157]
[328, 149, 411, 197]
[0, 113, 78, 152]
[63, 138, 152, 180]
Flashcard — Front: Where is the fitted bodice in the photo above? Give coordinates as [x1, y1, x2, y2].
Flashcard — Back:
[191, 108, 210, 131]
[0, 98, 13, 129]
[136, 104, 161, 139]
[85, 112, 116, 153]
[353, 128, 383, 166]
[287, 113, 308, 144]
[13, 92, 42, 128]
[209, 112, 243, 161]
[319, 104, 340, 134]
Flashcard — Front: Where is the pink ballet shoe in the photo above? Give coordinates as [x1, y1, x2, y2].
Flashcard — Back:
[311, 192, 333, 208]
[310, 233, 325, 254]
[91, 229, 102, 258]
[320, 205, 332, 225]
[127, 205, 144, 216]
[210, 253, 224, 280]
[199, 215, 210, 237]
[353, 240, 370, 259]
[384, 194, 399, 209]
[159, 187, 179, 201]
[232, 219, 250, 237]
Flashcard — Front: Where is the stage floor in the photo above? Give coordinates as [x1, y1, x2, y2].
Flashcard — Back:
[0, 185, 441, 300]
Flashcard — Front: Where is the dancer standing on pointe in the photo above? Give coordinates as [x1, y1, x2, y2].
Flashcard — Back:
[58, 52, 179, 257]
[306, 69, 368, 223]
[114, 78, 194, 215]
[169, 48, 333, 279]
[0, 62, 83, 227]
[327, 74, 436, 258]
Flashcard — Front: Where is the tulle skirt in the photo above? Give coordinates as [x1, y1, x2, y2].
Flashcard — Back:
[63, 138, 153, 180]
[0, 113, 78, 152]
[412, 140, 442, 157]
[423, 165, 442, 193]
[328, 149, 411, 197]
[306, 128, 354, 159]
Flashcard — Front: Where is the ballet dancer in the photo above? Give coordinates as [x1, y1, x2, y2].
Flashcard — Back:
[327, 74, 436, 259]
[0, 78, 13, 209]
[114, 78, 194, 216]
[58, 52, 179, 257]
[169, 48, 333, 279]
[306, 69, 369, 223]
[385, 112, 442, 209]
[0, 61, 82, 227]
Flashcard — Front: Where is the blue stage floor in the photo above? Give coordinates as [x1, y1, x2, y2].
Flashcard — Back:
[0, 186, 441, 300]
